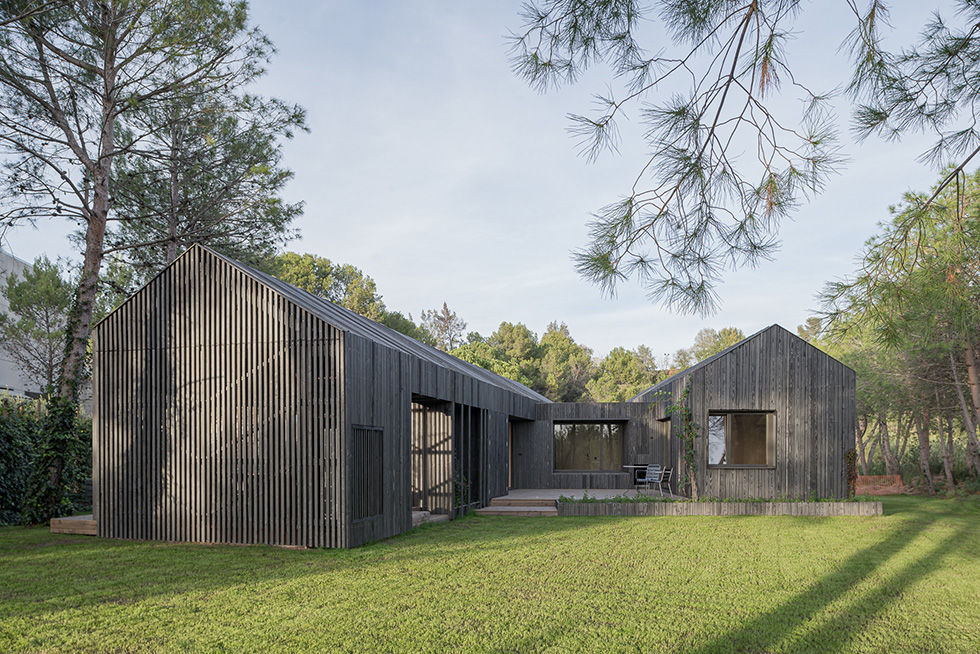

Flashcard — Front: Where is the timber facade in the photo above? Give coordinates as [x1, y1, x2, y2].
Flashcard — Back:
[93, 245, 544, 548]
[93, 248, 855, 548]
[632, 325, 856, 499]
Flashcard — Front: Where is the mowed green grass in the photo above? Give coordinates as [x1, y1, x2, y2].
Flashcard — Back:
[1, 496, 978, 653]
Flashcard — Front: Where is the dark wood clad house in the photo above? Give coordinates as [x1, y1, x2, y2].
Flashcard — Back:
[92, 245, 547, 548]
[632, 325, 856, 499]
[511, 325, 854, 499]
[93, 248, 854, 548]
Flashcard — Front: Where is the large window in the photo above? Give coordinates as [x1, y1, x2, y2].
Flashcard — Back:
[554, 422, 623, 471]
[707, 412, 775, 467]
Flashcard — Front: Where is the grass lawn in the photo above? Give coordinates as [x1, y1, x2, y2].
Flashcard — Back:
[1, 496, 978, 653]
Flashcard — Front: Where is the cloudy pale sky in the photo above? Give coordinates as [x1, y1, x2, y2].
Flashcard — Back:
[2, 2, 950, 360]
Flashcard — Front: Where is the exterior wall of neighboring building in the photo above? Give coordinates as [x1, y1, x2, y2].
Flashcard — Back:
[0, 249, 37, 397]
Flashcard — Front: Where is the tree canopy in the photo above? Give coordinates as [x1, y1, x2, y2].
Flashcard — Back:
[0, 0, 301, 522]
[511, 0, 980, 315]
[421, 303, 468, 352]
[0, 256, 73, 394]
[821, 168, 980, 490]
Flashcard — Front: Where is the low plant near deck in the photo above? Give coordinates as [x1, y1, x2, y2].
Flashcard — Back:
[557, 493, 877, 504]
[557, 492, 675, 503]
[1, 496, 978, 653]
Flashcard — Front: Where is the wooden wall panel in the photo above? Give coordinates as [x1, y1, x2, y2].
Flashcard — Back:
[650, 325, 854, 500]
[93, 248, 342, 548]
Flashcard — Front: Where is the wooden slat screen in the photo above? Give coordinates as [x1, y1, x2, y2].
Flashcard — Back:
[351, 426, 383, 520]
[94, 247, 344, 548]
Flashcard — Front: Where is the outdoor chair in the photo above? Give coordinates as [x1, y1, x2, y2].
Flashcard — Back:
[660, 467, 673, 495]
[635, 464, 663, 494]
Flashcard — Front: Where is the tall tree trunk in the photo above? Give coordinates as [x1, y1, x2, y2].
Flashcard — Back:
[940, 412, 957, 492]
[34, 9, 119, 523]
[935, 387, 957, 492]
[913, 413, 936, 495]
[963, 341, 980, 435]
[950, 350, 980, 476]
[896, 414, 913, 463]
[57, 13, 118, 403]
[879, 416, 899, 476]
[866, 423, 879, 474]
[968, 438, 980, 479]
[856, 415, 878, 476]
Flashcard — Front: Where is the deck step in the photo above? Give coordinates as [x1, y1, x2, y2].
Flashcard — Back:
[475, 505, 558, 517]
[489, 497, 558, 507]
[50, 515, 96, 536]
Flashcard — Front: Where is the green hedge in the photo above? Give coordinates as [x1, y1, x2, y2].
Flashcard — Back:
[0, 397, 91, 525]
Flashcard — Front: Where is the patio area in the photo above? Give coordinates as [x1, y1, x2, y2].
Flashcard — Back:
[475, 487, 684, 516]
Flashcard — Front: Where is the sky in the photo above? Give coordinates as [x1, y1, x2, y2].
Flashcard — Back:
[1, 2, 952, 361]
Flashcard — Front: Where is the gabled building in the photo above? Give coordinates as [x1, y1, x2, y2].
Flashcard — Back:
[93, 245, 546, 548]
[632, 325, 856, 500]
[93, 247, 855, 548]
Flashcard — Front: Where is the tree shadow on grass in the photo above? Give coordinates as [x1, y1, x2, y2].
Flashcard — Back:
[686, 512, 972, 654]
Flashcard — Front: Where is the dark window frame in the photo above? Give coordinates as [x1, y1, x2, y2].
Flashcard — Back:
[552, 421, 625, 473]
[706, 411, 776, 469]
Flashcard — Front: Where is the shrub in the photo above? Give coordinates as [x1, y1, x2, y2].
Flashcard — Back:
[0, 398, 43, 525]
[0, 397, 91, 525]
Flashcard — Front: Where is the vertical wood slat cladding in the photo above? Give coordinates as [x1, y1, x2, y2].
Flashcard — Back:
[635, 325, 855, 500]
[351, 426, 383, 520]
[93, 248, 344, 548]
[411, 401, 453, 515]
[95, 245, 545, 548]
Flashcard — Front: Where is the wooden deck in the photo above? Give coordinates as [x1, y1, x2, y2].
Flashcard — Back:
[50, 515, 97, 535]
[475, 488, 682, 517]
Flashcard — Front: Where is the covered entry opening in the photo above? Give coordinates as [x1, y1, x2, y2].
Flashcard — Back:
[453, 404, 485, 516]
[410, 397, 453, 514]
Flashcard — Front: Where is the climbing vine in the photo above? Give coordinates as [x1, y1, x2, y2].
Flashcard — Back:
[663, 381, 700, 500]
[845, 448, 857, 498]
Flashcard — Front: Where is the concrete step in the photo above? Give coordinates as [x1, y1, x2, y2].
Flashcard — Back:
[475, 505, 558, 517]
[489, 497, 558, 507]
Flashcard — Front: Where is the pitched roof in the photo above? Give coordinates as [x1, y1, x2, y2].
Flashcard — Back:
[629, 324, 806, 402]
[203, 245, 549, 403]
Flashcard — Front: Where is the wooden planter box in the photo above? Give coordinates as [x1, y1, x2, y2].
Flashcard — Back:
[557, 501, 882, 517]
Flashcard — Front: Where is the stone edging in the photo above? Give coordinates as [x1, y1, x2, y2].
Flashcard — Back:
[556, 501, 882, 517]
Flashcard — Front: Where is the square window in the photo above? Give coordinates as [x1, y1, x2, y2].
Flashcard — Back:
[707, 412, 774, 467]
[553, 422, 623, 471]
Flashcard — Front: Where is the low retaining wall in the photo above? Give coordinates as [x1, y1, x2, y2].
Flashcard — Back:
[557, 501, 882, 517]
